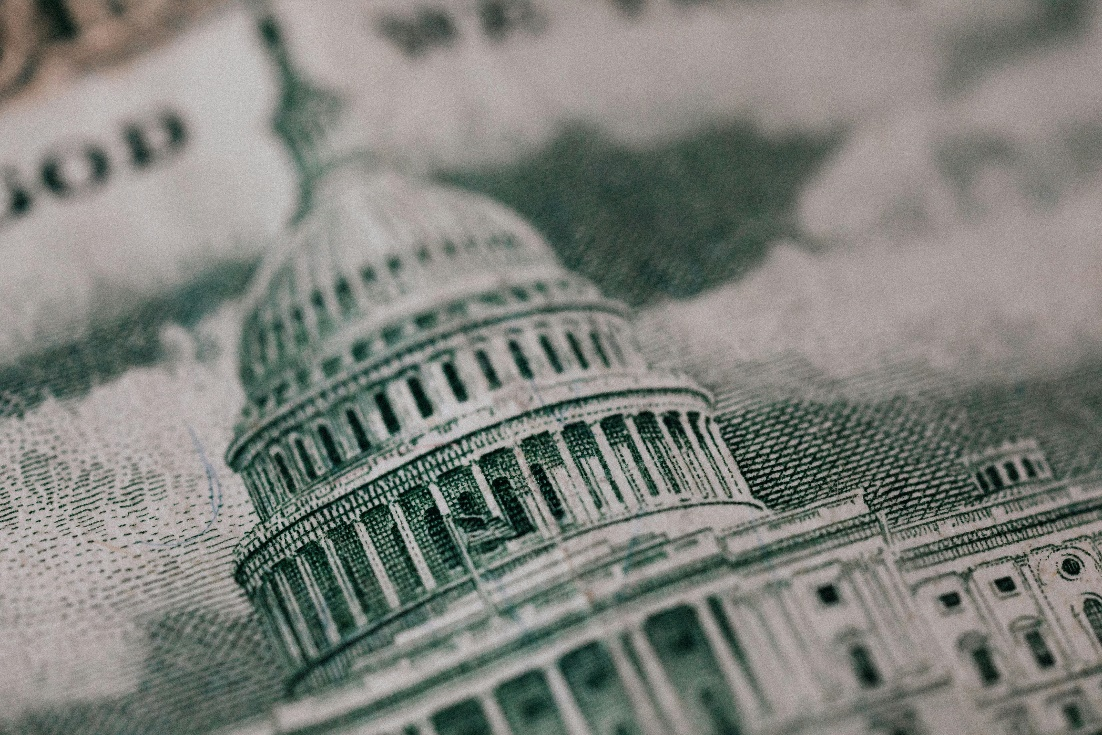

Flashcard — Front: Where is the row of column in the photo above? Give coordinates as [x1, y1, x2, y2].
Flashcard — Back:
[242, 318, 641, 518]
[393, 585, 914, 735]
[401, 597, 761, 735]
[252, 410, 749, 665]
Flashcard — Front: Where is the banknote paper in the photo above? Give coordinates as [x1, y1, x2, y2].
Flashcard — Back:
[2, 1, 1102, 735]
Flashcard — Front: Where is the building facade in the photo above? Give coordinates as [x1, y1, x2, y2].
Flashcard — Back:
[224, 167, 1102, 735]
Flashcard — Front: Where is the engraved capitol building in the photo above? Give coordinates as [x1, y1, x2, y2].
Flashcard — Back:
[224, 167, 1102, 735]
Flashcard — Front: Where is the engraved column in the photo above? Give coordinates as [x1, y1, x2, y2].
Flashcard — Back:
[354, 520, 401, 608]
[321, 536, 368, 627]
[607, 633, 670, 735]
[656, 414, 695, 497]
[544, 662, 595, 735]
[553, 431, 601, 522]
[682, 416, 724, 498]
[274, 568, 318, 658]
[690, 598, 762, 722]
[514, 447, 560, 534]
[481, 692, 516, 735]
[623, 626, 692, 735]
[592, 422, 637, 513]
[471, 461, 506, 519]
[626, 414, 671, 500]
[706, 417, 749, 494]
[391, 501, 437, 590]
[295, 555, 341, 645]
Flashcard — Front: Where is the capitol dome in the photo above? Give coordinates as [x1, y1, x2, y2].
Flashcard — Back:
[227, 166, 763, 693]
[237, 168, 592, 414]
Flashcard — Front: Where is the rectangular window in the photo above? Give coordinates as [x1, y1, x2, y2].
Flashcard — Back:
[495, 671, 569, 735]
[442, 361, 469, 402]
[938, 591, 962, 609]
[509, 339, 534, 379]
[407, 376, 434, 418]
[567, 331, 589, 369]
[475, 349, 501, 389]
[540, 334, 563, 373]
[431, 699, 492, 735]
[375, 391, 401, 434]
[971, 646, 1000, 685]
[346, 408, 371, 452]
[816, 584, 841, 605]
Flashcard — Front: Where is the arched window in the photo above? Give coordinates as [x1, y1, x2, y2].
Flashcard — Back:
[456, 490, 479, 518]
[294, 437, 318, 480]
[1004, 461, 1020, 482]
[272, 450, 296, 492]
[1085, 598, 1102, 646]
[310, 289, 330, 330]
[271, 320, 287, 359]
[290, 307, 308, 347]
[1023, 628, 1056, 669]
[317, 424, 342, 467]
[605, 328, 626, 365]
[566, 331, 589, 370]
[959, 633, 1000, 686]
[849, 643, 881, 688]
[509, 339, 534, 379]
[345, 408, 371, 452]
[984, 466, 1004, 491]
[335, 276, 356, 315]
[1022, 457, 1037, 478]
[539, 335, 563, 373]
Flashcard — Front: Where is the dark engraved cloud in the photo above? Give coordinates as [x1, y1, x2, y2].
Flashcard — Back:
[441, 124, 841, 306]
[0, 258, 256, 420]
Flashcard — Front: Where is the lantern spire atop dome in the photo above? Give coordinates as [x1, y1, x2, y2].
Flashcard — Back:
[254, 2, 345, 221]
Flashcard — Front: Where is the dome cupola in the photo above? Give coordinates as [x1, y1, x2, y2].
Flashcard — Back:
[237, 168, 593, 416]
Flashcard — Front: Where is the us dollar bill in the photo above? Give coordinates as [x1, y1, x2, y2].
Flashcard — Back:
[2, 2, 1102, 735]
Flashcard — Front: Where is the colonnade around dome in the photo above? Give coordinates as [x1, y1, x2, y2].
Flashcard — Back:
[243, 395, 753, 669]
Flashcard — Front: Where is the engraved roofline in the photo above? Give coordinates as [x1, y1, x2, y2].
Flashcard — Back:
[960, 437, 1043, 466]
[891, 473, 1102, 570]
